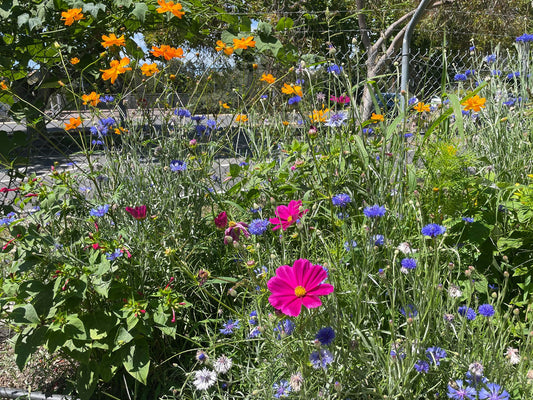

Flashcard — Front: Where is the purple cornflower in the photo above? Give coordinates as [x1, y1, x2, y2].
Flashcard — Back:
[426, 346, 447, 365]
[309, 349, 334, 369]
[447, 380, 476, 400]
[170, 160, 187, 172]
[325, 111, 348, 127]
[478, 383, 510, 400]
[478, 304, 495, 317]
[89, 204, 110, 217]
[458, 305, 477, 321]
[249, 219, 270, 235]
[315, 327, 335, 346]
[100, 95, 115, 103]
[363, 205, 386, 218]
[414, 360, 430, 373]
[273, 380, 291, 398]
[332, 193, 351, 207]
[344, 240, 357, 251]
[421, 223, 446, 237]
[220, 319, 240, 335]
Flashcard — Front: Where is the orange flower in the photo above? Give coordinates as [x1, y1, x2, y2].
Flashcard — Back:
[235, 114, 248, 123]
[65, 116, 82, 131]
[371, 113, 384, 122]
[101, 33, 126, 48]
[140, 63, 160, 76]
[215, 40, 234, 56]
[150, 45, 184, 60]
[115, 127, 128, 135]
[70, 57, 80, 65]
[309, 108, 329, 123]
[0, 81, 8, 90]
[233, 36, 255, 50]
[413, 102, 430, 113]
[61, 8, 83, 26]
[461, 95, 486, 112]
[281, 83, 303, 97]
[282, 121, 289, 126]
[156, 0, 185, 18]
[100, 57, 132, 84]
[219, 101, 230, 109]
[260, 73, 276, 84]
[82, 91, 101, 107]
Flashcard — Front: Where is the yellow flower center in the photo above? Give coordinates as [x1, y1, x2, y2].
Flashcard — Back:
[228, 221, 236, 227]
[294, 285, 306, 298]
[287, 216, 293, 222]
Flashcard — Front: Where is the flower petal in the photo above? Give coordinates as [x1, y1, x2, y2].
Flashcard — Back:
[307, 283, 334, 297]
[301, 295, 322, 309]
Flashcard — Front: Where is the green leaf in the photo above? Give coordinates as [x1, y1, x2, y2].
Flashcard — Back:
[113, 327, 134, 351]
[64, 315, 87, 340]
[28, 16, 42, 31]
[131, 2, 148, 22]
[14, 326, 47, 370]
[257, 21, 272, 35]
[255, 35, 283, 57]
[123, 339, 150, 385]
[82, 2, 106, 18]
[447, 93, 464, 139]
[276, 17, 294, 31]
[17, 13, 29, 28]
[76, 362, 98, 400]
[229, 163, 241, 178]
[10, 303, 40, 324]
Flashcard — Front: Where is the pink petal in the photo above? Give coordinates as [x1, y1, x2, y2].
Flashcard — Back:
[267, 275, 295, 294]
[281, 297, 303, 317]
[307, 283, 334, 297]
[268, 293, 296, 310]
[292, 258, 311, 286]
[301, 263, 328, 289]
[276, 205, 291, 220]
[301, 295, 322, 309]
[287, 200, 302, 213]
[274, 264, 298, 287]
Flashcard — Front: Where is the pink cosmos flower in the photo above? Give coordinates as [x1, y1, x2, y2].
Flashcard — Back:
[224, 221, 250, 244]
[267, 258, 334, 317]
[269, 200, 308, 231]
[330, 95, 350, 104]
[215, 211, 228, 229]
[125, 205, 147, 220]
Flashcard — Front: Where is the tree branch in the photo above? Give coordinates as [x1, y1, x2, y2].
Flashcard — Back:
[355, 0, 371, 51]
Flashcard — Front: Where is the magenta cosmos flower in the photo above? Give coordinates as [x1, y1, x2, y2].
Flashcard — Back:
[269, 200, 308, 231]
[224, 221, 250, 244]
[125, 205, 147, 220]
[267, 258, 334, 317]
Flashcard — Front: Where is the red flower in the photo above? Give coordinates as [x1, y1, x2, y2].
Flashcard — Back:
[0, 187, 19, 193]
[214, 211, 228, 229]
[125, 205, 147, 220]
[267, 258, 334, 317]
[269, 200, 308, 231]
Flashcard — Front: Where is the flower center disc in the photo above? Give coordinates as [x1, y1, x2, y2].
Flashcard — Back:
[287, 216, 293, 222]
[294, 285, 306, 297]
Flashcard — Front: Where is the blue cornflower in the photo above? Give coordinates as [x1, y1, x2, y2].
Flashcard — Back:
[170, 160, 187, 172]
[458, 305, 477, 321]
[344, 240, 357, 251]
[175, 108, 191, 118]
[400, 304, 418, 318]
[462, 217, 474, 223]
[325, 111, 348, 127]
[0, 212, 17, 226]
[272, 380, 291, 398]
[486, 54, 497, 64]
[373, 234, 385, 246]
[469, 45, 476, 51]
[362, 127, 374, 135]
[309, 349, 334, 369]
[260, 94, 268, 99]
[248, 326, 261, 338]
[478, 304, 495, 317]
[332, 193, 351, 207]
[90, 204, 110, 217]
[465, 69, 475, 77]
[503, 98, 517, 107]
[426, 347, 447, 365]
[421, 223, 446, 237]
[249, 219, 270, 235]
[274, 319, 295, 338]
[191, 115, 205, 122]
[363, 205, 386, 218]
[327, 64, 343, 75]
[106, 249, 123, 261]
[315, 327, 335, 346]
[239, 161, 248, 167]
[295, 79, 304, 85]
[220, 319, 240, 335]
[100, 117, 115, 126]
[448, 380, 477, 400]
[491, 70, 502, 76]
[206, 119, 217, 129]
[408, 97, 419, 106]
[100, 95, 115, 103]
[401, 258, 417, 270]
[488, 283, 499, 291]
[249, 311, 258, 325]
[516, 33, 533, 42]
[254, 265, 268, 278]
[288, 95, 302, 105]
[507, 71, 520, 79]
[91, 139, 104, 146]
[414, 360, 429, 373]
[195, 125, 206, 135]
[478, 383, 510, 400]
[250, 206, 262, 213]
[454, 73, 468, 81]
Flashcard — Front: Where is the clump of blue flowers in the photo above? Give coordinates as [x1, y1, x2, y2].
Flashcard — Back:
[421, 223, 446, 237]
[364, 205, 386, 218]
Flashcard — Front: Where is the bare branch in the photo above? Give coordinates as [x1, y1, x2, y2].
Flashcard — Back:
[355, 0, 372, 51]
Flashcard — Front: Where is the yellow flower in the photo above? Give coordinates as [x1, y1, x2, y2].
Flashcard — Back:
[219, 101, 230, 109]
[156, 0, 185, 18]
[371, 113, 384, 122]
[260, 73, 276, 84]
[82, 91, 100, 107]
[140, 63, 160, 77]
[70, 57, 80, 65]
[309, 108, 329, 123]
[65, 116, 82, 131]
[150, 45, 184, 60]
[101, 33, 126, 48]
[0, 80, 8, 90]
[461, 95, 486, 112]
[413, 102, 430, 113]
[235, 114, 248, 123]
[281, 83, 303, 97]
[215, 40, 234, 55]
[282, 121, 289, 126]
[100, 57, 132, 84]
[233, 36, 255, 50]
[61, 8, 83, 26]
[252, 63, 258, 69]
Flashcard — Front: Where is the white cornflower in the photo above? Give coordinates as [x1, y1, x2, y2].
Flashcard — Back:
[192, 368, 217, 390]
[213, 355, 233, 374]
[397, 242, 416, 254]
[289, 372, 304, 392]
[448, 284, 463, 298]
[506, 347, 520, 365]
